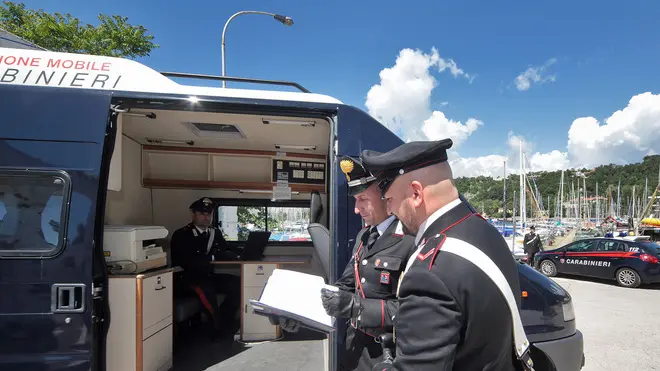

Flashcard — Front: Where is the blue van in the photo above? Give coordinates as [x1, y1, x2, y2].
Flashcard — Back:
[0, 47, 584, 371]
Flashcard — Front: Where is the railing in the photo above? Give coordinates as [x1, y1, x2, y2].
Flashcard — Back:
[160, 72, 311, 93]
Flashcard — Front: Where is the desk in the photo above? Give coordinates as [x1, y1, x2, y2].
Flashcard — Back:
[211, 256, 311, 342]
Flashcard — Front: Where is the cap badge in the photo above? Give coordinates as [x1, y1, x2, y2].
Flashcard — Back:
[202, 198, 212, 206]
[340, 159, 354, 181]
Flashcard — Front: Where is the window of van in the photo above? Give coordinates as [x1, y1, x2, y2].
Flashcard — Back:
[0, 172, 69, 257]
[215, 199, 312, 243]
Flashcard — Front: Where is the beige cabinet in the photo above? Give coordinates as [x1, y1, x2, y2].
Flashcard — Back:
[240, 263, 279, 342]
[106, 268, 173, 371]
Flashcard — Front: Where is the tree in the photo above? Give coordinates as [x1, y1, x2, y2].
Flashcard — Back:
[0, 1, 158, 58]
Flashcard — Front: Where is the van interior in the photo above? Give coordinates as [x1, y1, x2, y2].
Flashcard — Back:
[104, 101, 333, 370]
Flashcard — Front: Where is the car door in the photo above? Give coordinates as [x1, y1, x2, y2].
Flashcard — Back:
[562, 239, 597, 275]
[0, 85, 114, 371]
[589, 239, 623, 277]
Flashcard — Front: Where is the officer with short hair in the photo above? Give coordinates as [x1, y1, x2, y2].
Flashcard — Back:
[170, 197, 242, 341]
[271, 156, 416, 371]
[361, 139, 529, 371]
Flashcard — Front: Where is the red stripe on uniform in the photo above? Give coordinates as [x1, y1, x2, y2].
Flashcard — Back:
[381, 300, 385, 328]
[192, 285, 215, 315]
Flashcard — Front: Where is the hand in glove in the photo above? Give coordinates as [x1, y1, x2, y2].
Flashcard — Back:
[320, 288, 359, 318]
[267, 315, 300, 333]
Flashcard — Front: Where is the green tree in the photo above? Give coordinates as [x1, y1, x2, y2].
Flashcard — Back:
[0, 1, 158, 58]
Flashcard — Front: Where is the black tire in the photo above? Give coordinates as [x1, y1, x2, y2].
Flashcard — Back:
[615, 267, 641, 288]
[539, 259, 558, 277]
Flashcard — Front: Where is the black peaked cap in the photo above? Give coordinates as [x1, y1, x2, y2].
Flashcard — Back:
[361, 138, 453, 196]
[189, 197, 215, 213]
[339, 155, 376, 196]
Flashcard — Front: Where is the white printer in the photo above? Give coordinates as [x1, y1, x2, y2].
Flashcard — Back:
[103, 225, 169, 274]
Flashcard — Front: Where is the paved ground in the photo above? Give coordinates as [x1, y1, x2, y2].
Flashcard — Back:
[176, 273, 660, 371]
[552, 276, 660, 371]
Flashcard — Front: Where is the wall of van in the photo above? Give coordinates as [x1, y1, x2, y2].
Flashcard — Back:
[105, 136, 154, 226]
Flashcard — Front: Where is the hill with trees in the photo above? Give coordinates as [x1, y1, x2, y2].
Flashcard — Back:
[455, 155, 660, 218]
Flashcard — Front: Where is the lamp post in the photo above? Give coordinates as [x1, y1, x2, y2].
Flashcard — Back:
[221, 11, 294, 88]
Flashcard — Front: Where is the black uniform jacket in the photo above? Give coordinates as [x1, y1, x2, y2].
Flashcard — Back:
[393, 200, 521, 371]
[335, 217, 416, 370]
[170, 223, 240, 280]
[523, 233, 542, 254]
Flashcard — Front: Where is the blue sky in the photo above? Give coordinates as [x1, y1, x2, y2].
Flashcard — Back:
[19, 0, 660, 175]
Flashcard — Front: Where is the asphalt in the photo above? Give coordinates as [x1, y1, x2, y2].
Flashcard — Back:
[552, 276, 660, 371]
[175, 274, 660, 371]
[174, 326, 326, 371]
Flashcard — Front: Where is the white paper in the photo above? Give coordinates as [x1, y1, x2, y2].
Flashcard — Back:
[257, 269, 337, 328]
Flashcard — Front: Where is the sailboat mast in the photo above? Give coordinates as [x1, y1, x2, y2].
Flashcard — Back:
[560, 170, 564, 223]
[503, 160, 507, 220]
[519, 139, 525, 229]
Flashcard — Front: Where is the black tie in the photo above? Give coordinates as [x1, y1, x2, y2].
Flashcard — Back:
[365, 227, 379, 250]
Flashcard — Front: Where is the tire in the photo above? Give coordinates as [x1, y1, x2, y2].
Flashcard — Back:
[615, 267, 641, 288]
[539, 259, 558, 277]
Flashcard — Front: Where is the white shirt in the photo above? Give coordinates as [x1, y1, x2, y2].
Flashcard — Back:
[375, 215, 396, 236]
[414, 198, 463, 246]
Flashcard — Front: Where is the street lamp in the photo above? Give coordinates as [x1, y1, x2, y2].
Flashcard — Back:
[221, 11, 294, 88]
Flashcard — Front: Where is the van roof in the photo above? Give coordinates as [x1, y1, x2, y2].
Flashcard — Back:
[0, 47, 343, 105]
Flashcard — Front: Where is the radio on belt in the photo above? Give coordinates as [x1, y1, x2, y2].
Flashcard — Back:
[103, 225, 169, 274]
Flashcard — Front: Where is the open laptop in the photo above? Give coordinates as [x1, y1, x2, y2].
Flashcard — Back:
[239, 231, 271, 261]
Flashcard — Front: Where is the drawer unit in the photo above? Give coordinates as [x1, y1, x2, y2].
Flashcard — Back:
[241, 263, 279, 342]
[242, 263, 277, 287]
[106, 268, 174, 371]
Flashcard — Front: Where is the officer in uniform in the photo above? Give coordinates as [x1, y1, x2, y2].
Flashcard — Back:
[361, 139, 527, 371]
[170, 197, 242, 340]
[523, 226, 543, 265]
[319, 155, 416, 371]
[269, 156, 415, 370]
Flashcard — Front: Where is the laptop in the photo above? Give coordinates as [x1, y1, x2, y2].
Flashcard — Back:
[240, 231, 271, 261]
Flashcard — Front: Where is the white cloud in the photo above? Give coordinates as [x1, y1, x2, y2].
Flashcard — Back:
[365, 47, 479, 144]
[567, 92, 660, 168]
[365, 48, 660, 179]
[514, 58, 557, 91]
[451, 92, 660, 177]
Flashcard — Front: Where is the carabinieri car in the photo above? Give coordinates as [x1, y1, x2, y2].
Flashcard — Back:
[534, 236, 660, 288]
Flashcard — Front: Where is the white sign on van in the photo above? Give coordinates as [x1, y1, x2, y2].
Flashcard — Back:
[272, 185, 292, 200]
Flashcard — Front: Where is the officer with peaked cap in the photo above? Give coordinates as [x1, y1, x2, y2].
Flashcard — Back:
[324, 155, 416, 371]
[170, 197, 242, 341]
[270, 156, 416, 371]
[361, 139, 530, 371]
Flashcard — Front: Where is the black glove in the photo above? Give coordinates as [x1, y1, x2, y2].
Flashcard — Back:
[320, 288, 359, 318]
[268, 315, 300, 333]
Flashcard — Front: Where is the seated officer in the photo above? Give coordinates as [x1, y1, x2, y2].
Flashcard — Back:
[170, 197, 241, 340]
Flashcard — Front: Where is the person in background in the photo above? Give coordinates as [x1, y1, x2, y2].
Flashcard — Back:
[170, 197, 242, 341]
[362, 139, 526, 371]
[523, 225, 543, 265]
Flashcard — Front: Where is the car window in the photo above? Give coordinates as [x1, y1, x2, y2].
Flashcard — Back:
[0, 172, 69, 256]
[596, 240, 626, 252]
[566, 240, 595, 252]
[639, 242, 660, 254]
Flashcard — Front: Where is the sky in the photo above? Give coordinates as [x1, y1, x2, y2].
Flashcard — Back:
[19, 0, 660, 178]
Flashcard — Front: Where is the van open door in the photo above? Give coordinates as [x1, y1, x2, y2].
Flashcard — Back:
[0, 85, 114, 371]
[329, 105, 404, 371]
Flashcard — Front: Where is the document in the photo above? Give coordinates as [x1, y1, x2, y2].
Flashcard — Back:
[249, 269, 338, 333]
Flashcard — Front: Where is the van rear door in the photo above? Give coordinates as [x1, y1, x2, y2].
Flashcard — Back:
[330, 105, 404, 371]
[0, 85, 113, 371]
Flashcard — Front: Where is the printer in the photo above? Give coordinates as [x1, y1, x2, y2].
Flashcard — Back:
[103, 225, 169, 274]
